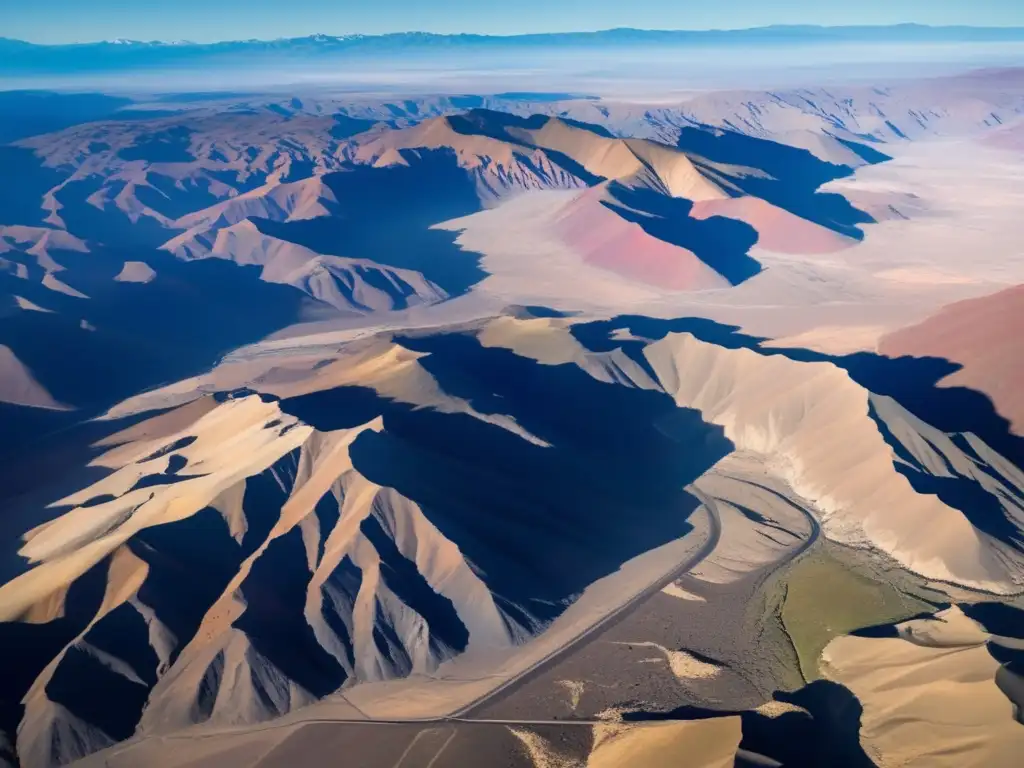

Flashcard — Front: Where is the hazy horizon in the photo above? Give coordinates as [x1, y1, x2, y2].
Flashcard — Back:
[3, 22, 1024, 47]
[5, 0, 1024, 45]
[5, 38, 1024, 95]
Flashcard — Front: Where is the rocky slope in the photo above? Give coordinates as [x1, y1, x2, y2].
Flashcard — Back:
[2, 316, 1022, 765]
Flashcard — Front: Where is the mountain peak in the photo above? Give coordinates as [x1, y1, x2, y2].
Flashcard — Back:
[5, 24, 1024, 51]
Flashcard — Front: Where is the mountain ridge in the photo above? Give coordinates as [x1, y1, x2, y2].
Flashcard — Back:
[6, 24, 1024, 49]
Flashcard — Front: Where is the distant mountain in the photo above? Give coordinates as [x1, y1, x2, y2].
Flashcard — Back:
[4, 25, 1024, 75]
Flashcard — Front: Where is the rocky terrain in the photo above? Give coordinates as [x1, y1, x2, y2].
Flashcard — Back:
[0, 64, 1023, 768]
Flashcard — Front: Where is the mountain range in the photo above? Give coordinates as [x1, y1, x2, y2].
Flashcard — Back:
[8, 24, 1024, 49]
[4, 25, 1024, 76]
[1, 64, 1023, 768]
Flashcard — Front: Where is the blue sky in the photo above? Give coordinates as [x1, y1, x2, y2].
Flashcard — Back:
[4, 0, 1024, 44]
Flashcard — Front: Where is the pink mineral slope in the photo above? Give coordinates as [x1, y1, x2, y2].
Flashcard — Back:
[879, 283, 1024, 435]
[690, 197, 854, 254]
[554, 187, 728, 290]
[982, 119, 1024, 153]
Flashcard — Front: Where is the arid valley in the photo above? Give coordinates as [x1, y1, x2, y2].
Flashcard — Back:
[0, 19, 1023, 768]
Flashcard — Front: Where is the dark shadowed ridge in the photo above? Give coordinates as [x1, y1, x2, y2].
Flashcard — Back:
[255, 152, 488, 294]
[675, 125, 885, 237]
[0, 146, 65, 226]
[0, 91, 133, 143]
[0, 243, 313, 462]
[602, 182, 761, 285]
[441, 111, 885, 281]
[449, 109, 617, 141]
[446, 109, 619, 185]
[570, 316, 1024, 541]
[0, 556, 110, 750]
[623, 681, 876, 767]
[868, 403, 1024, 548]
[0, 330, 734, 752]
[574, 315, 1024, 464]
[329, 113, 380, 140]
[281, 330, 733, 623]
[116, 125, 196, 163]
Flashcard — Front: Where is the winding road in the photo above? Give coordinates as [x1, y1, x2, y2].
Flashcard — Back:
[97, 469, 824, 768]
[450, 502, 724, 719]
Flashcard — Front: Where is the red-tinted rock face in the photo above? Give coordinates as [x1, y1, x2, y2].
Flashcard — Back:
[555, 188, 728, 290]
[880, 284, 1024, 435]
[690, 197, 854, 255]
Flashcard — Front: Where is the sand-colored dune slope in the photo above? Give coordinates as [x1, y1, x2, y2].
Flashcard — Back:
[108, 317, 1024, 596]
[644, 331, 1024, 593]
[0, 344, 69, 410]
[3, 314, 1023, 766]
[823, 606, 1024, 767]
[353, 111, 732, 200]
[1, 393, 537, 765]
[984, 119, 1024, 153]
[509, 717, 742, 768]
[470, 316, 1024, 592]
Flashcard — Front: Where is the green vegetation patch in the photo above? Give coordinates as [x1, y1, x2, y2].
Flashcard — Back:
[781, 547, 932, 680]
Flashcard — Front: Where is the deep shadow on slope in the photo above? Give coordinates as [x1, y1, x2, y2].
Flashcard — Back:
[45, 603, 158, 742]
[447, 110, 608, 184]
[962, 602, 1024, 639]
[986, 633, 1024, 723]
[868, 403, 1024, 548]
[0, 146, 66, 226]
[573, 315, 1024, 467]
[602, 182, 761, 285]
[0, 400, 198, 519]
[0, 405, 75, 475]
[0, 244, 311, 463]
[255, 151, 486, 295]
[133, 172, 222, 221]
[2, 330, 731, 757]
[624, 680, 876, 768]
[117, 125, 196, 163]
[676, 125, 884, 238]
[282, 330, 733, 628]
[330, 113, 379, 140]
[0, 91, 134, 144]
[2, 452, 340, 747]
[361, 513, 471, 657]
[50, 176, 181, 248]
[449, 109, 615, 142]
[571, 316, 1024, 542]
[233, 486, 352, 700]
[0, 556, 110, 758]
